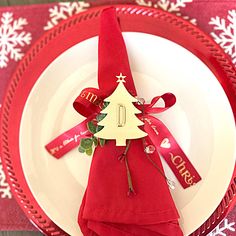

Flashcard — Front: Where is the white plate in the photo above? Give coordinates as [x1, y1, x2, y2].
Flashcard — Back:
[20, 33, 236, 236]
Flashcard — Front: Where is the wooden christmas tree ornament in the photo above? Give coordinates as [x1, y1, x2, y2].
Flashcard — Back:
[94, 73, 147, 146]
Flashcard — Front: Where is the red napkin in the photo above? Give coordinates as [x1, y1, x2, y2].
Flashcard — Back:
[78, 8, 183, 236]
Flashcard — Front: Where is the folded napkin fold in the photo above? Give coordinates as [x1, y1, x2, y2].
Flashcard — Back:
[78, 140, 183, 236]
[78, 7, 183, 236]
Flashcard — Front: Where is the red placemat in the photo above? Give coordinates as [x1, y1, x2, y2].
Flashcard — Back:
[0, 1, 235, 235]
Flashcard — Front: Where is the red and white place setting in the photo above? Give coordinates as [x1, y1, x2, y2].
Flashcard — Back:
[0, 1, 236, 236]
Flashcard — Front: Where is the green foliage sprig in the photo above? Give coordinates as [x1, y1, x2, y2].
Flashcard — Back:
[78, 102, 109, 156]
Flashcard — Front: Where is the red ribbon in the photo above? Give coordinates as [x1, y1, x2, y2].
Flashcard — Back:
[45, 115, 93, 159]
[141, 94, 201, 188]
[45, 7, 201, 188]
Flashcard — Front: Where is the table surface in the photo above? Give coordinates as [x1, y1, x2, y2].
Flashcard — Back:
[0, 0, 60, 6]
[0, 1, 52, 235]
[0, 1, 234, 236]
[0, 0, 62, 235]
[0, 233, 42, 236]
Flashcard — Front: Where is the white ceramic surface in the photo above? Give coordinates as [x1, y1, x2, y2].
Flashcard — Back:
[20, 33, 236, 236]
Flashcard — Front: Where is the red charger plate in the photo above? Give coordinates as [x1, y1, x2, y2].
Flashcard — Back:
[1, 5, 236, 236]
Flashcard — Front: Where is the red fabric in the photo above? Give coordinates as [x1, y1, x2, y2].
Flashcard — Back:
[77, 8, 183, 236]
[73, 88, 104, 118]
[78, 141, 182, 236]
[143, 115, 201, 188]
[45, 116, 92, 159]
[98, 8, 137, 97]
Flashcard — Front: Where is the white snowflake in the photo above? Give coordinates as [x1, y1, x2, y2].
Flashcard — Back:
[207, 219, 235, 236]
[135, 0, 197, 24]
[0, 158, 12, 199]
[209, 10, 236, 64]
[136, 0, 197, 25]
[44, 1, 90, 31]
[0, 12, 32, 69]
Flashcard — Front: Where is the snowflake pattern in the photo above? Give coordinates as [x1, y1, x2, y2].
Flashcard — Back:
[209, 10, 236, 64]
[135, 0, 196, 24]
[0, 12, 32, 69]
[0, 158, 12, 199]
[44, 1, 90, 30]
[207, 219, 235, 236]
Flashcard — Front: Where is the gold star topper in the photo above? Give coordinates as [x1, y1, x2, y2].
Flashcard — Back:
[116, 73, 126, 83]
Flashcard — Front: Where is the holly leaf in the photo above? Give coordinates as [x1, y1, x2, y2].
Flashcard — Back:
[99, 138, 106, 147]
[96, 113, 106, 122]
[96, 125, 103, 133]
[86, 147, 93, 156]
[87, 121, 97, 134]
[78, 146, 85, 153]
[103, 101, 109, 109]
[92, 136, 98, 147]
[80, 138, 93, 149]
